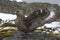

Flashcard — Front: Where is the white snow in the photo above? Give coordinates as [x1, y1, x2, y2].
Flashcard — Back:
[37, 22, 60, 29]
[44, 22, 60, 28]
[37, 22, 60, 34]
[16, 0, 23, 2]
[53, 30, 59, 34]
[10, 0, 23, 2]
[0, 13, 17, 21]
[45, 11, 55, 21]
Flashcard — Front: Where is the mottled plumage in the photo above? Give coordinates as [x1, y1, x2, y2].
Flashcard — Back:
[15, 9, 57, 32]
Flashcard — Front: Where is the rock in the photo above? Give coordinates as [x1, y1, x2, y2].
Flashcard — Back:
[3, 30, 60, 40]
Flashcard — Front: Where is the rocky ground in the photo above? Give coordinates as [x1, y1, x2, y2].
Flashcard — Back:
[0, 30, 60, 40]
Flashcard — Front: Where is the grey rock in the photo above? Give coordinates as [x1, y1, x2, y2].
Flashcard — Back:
[3, 31, 60, 40]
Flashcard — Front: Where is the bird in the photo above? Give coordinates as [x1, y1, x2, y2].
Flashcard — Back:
[15, 9, 60, 38]
[15, 9, 50, 33]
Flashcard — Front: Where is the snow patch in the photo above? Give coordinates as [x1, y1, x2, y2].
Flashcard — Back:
[10, 0, 23, 2]
[0, 13, 17, 21]
[45, 11, 55, 21]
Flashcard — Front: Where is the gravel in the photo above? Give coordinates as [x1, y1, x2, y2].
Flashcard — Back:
[2, 30, 60, 40]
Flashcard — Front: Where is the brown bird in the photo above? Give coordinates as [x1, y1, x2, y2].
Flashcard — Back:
[15, 9, 59, 33]
[15, 9, 60, 39]
[15, 9, 49, 33]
